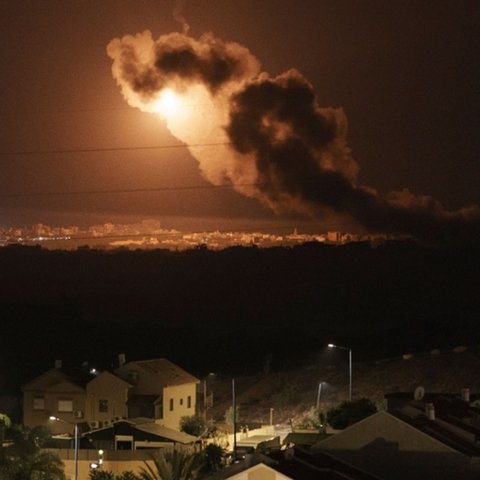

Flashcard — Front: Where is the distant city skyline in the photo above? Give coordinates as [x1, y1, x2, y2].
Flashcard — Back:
[1, 218, 387, 250]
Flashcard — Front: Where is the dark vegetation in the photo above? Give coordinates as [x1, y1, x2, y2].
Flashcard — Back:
[326, 398, 378, 429]
[1, 240, 480, 397]
[0, 421, 65, 479]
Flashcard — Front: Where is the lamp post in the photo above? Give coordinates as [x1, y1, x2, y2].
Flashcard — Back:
[232, 378, 237, 462]
[328, 344, 352, 401]
[316, 382, 325, 410]
[49, 416, 78, 480]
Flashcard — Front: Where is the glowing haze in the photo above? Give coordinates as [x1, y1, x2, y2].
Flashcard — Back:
[107, 30, 480, 243]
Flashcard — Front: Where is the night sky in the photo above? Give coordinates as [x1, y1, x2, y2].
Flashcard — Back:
[1, 0, 479, 236]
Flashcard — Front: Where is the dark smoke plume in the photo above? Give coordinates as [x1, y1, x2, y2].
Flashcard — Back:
[107, 31, 480, 243]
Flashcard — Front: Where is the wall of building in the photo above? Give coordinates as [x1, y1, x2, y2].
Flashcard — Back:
[85, 373, 129, 424]
[24, 381, 86, 433]
[161, 383, 197, 430]
[45, 448, 167, 480]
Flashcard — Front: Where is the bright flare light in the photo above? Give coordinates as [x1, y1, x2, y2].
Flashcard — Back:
[153, 89, 184, 119]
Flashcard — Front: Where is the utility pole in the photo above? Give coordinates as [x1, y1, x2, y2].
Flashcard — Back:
[232, 378, 237, 462]
[204, 380, 207, 422]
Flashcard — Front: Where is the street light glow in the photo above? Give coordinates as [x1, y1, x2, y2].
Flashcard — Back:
[48, 415, 79, 480]
[316, 381, 326, 409]
[327, 343, 353, 401]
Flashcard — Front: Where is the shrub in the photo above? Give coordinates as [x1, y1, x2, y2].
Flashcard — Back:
[327, 398, 377, 430]
[179, 415, 207, 437]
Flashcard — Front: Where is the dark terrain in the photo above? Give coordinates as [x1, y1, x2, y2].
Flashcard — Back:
[206, 346, 480, 427]
[1, 240, 479, 397]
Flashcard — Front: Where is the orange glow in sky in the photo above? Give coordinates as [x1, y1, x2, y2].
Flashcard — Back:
[153, 89, 185, 120]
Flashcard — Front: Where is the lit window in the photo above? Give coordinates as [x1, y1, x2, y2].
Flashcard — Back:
[99, 399, 108, 413]
[33, 396, 45, 411]
[187, 396, 191, 408]
[169, 398, 174, 411]
[58, 399, 73, 412]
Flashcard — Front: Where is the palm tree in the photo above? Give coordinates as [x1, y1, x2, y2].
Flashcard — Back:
[0, 413, 13, 477]
[0, 423, 65, 480]
[0, 412, 12, 450]
[139, 448, 204, 480]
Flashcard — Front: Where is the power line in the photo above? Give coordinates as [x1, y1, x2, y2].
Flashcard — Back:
[0, 106, 132, 115]
[0, 142, 230, 157]
[0, 99, 230, 117]
[0, 182, 265, 199]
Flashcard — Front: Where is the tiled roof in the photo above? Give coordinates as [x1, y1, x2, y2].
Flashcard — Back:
[135, 422, 197, 444]
[22, 367, 94, 390]
[391, 399, 480, 457]
[270, 448, 382, 480]
[126, 358, 199, 386]
[82, 418, 197, 444]
[283, 432, 328, 447]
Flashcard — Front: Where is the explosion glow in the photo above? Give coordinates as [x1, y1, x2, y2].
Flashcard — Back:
[153, 89, 184, 119]
[107, 30, 480, 243]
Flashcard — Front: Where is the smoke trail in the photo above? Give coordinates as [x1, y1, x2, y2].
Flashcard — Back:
[173, 0, 190, 35]
[107, 31, 480, 243]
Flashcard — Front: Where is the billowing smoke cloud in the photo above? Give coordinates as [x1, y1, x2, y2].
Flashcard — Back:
[107, 31, 480, 243]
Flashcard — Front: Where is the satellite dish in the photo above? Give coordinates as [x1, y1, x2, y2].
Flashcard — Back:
[414, 386, 425, 400]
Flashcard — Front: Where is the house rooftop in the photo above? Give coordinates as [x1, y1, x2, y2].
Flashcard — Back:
[391, 401, 480, 456]
[135, 422, 197, 444]
[283, 432, 329, 447]
[22, 366, 95, 391]
[269, 447, 382, 480]
[119, 358, 199, 386]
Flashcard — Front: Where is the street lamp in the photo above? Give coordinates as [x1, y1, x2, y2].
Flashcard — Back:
[49, 416, 79, 480]
[316, 381, 326, 409]
[232, 378, 237, 462]
[328, 344, 352, 401]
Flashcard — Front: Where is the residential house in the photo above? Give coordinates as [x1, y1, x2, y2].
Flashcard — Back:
[22, 365, 92, 434]
[115, 358, 200, 430]
[23, 357, 199, 435]
[82, 418, 197, 451]
[312, 403, 480, 480]
[269, 448, 380, 480]
[85, 371, 131, 425]
[222, 462, 292, 480]
[206, 448, 379, 480]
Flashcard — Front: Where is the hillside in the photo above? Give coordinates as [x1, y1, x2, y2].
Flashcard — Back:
[206, 346, 480, 428]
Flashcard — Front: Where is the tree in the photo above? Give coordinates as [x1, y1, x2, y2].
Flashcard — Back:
[204, 444, 224, 472]
[119, 473, 141, 480]
[327, 398, 377, 430]
[89, 471, 141, 480]
[0, 412, 12, 453]
[0, 423, 65, 480]
[89, 472, 116, 480]
[139, 448, 204, 480]
[179, 415, 206, 437]
[296, 407, 323, 430]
